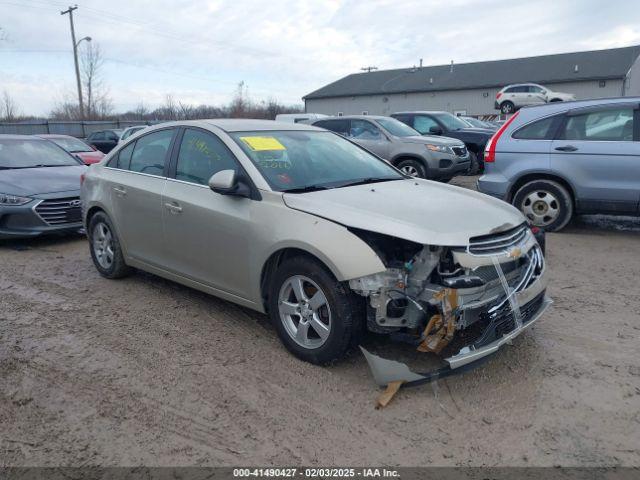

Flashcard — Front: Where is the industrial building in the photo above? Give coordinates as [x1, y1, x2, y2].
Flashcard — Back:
[303, 45, 640, 117]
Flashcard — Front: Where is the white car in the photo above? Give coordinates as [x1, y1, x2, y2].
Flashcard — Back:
[274, 113, 328, 124]
[118, 125, 148, 143]
[495, 83, 576, 114]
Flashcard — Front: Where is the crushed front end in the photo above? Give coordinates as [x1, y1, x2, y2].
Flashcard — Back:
[349, 223, 551, 385]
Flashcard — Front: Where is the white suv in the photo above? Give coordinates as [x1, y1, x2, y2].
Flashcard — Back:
[495, 83, 576, 114]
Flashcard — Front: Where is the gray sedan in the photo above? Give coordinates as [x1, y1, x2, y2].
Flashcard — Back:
[0, 135, 87, 240]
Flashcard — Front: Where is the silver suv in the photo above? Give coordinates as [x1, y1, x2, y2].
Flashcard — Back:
[313, 115, 470, 181]
[495, 83, 576, 114]
[479, 97, 640, 231]
[81, 119, 550, 372]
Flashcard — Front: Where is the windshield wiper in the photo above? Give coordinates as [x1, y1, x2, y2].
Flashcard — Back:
[282, 185, 331, 194]
[336, 177, 399, 188]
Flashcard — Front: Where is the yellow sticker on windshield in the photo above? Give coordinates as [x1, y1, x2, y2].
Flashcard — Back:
[240, 136, 286, 151]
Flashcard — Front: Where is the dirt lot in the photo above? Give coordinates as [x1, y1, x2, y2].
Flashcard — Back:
[1, 176, 639, 467]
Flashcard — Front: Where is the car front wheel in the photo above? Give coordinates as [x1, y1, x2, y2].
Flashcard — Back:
[396, 159, 427, 178]
[512, 180, 573, 232]
[268, 256, 364, 365]
[500, 101, 515, 114]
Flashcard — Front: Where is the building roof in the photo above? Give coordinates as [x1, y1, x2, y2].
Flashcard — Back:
[304, 45, 640, 100]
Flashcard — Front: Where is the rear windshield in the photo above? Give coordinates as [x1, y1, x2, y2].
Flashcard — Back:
[0, 139, 80, 169]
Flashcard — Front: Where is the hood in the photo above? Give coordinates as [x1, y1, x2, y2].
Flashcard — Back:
[0, 165, 86, 197]
[402, 135, 464, 147]
[283, 179, 525, 246]
[75, 151, 105, 165]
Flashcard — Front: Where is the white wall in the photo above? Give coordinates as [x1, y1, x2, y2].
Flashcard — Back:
[305, 79, 625, 117]
[624, 54, 640, 96]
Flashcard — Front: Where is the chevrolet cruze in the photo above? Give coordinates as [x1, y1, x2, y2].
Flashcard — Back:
[81, 120, 551, 368]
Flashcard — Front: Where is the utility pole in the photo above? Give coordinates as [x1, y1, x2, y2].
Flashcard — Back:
[360, 66, 378, 73]
[61, 5, 83, 119]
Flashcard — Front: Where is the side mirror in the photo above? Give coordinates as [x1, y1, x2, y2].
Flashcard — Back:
[208, 170, 251, 198]
[429, 126, 443, 135]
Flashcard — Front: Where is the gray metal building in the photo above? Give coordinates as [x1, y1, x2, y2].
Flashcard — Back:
[303, 45, 640, 117]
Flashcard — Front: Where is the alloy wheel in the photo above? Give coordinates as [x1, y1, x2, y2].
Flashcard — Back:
[401, 165, 419, 177]
[278, 275, 332, 349]
[92, 222, 115, 269]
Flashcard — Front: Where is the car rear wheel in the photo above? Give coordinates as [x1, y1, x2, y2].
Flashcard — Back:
[396, 159, 426, 178]
[500, 101, 515, 114]
[513, 180, 573, 232]
[268, 256, 364, 365]
[88, 211, 132, 278]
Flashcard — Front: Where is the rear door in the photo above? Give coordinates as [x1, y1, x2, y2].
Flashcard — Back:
[550, 104, 639, 214]
[106, 127, 177, 266]
[161, 127, 253, 298]
[347, 119, 390, 158]
[527, 85, 548, 105]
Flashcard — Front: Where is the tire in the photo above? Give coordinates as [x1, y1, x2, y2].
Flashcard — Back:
[512, 180, 573, 232]
[88, 211, 132, 278]
[268, 255, 364, 365]
[467, 151, 480, 175]
[396, 158, 427, 178]
[500, 101, 515, 114]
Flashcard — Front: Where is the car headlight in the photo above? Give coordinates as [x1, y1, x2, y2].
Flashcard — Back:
[0, 193, 32, 206]
[426, 144, 452, 154]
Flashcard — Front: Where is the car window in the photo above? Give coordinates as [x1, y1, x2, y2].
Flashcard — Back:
[513, 116, 557, 140]
[106, 131, 119, 141]
[529, 85, 545, 94]
[91, 132, 105, 141]
[349, 120, 382, 140]
[175, 129, 238, 185]
[109, 141, 135, 169]
[129, 129, 174, 175]
[560, 108, 634, 141]
[413, 115, 440, 134]
[505, 86, 526, 93]
[314, 119, 350, 136]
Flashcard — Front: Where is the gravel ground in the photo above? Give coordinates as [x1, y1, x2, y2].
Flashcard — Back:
[1, 176, 639, 467]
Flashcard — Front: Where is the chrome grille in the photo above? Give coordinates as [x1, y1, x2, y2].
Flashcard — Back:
[468, 224, 529, 255]
[35, 197, 82, 226]
[452, 146, 467, 157]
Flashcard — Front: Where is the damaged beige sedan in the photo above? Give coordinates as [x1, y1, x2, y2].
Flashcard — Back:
[81, 120, 551, 380]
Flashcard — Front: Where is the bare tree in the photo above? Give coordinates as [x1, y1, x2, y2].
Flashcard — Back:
[1, 91, 19, 121]
[80, 43, 113, 119]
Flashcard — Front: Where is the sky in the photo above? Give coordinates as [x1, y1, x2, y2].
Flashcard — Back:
[1, 0, 640, 116]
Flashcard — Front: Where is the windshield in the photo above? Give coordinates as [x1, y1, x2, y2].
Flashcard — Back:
[433, 113, 470, 131]
[0, 139, 80, 169]
[49, 137, 92, 153]
[463, 117, 488, 128]
[231, 130, 403, 192]
[376, 118, 419, 137]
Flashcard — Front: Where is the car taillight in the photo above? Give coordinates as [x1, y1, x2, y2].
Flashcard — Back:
[496, 92, 502, 100]
[80, 173, 86, 185]
[484, 111, 519, 163]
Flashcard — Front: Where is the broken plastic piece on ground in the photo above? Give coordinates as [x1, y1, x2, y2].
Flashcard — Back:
[375, 380, 403, 409]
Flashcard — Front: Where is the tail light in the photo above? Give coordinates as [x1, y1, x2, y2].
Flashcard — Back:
[484, 111, 519, 163]
[80, 173, 86, 185]
[496, 92, 502, 100]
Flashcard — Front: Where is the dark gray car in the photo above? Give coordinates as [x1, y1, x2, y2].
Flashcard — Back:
[313, 115, 470, 181]
[478, 97, 640, 231]
[0, 135, 87, 240]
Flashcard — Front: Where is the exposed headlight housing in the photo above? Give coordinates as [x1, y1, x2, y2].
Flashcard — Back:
[426, 144, 452, 154]
[0, 193, 32, 206]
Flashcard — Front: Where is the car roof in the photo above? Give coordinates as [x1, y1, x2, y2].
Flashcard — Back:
[392, 111, 450, 115]
[516, 96, 640, 116]
[314, 115, 389, 121]
[0, 134, 48, 141]
[36, 134, 78, 139]
[132, 119, 323, 133]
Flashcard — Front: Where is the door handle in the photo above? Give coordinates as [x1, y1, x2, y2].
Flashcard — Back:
[164, 202, 183, 214]
[113, 186, 127, 196]
[555, 145, 578, 152]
